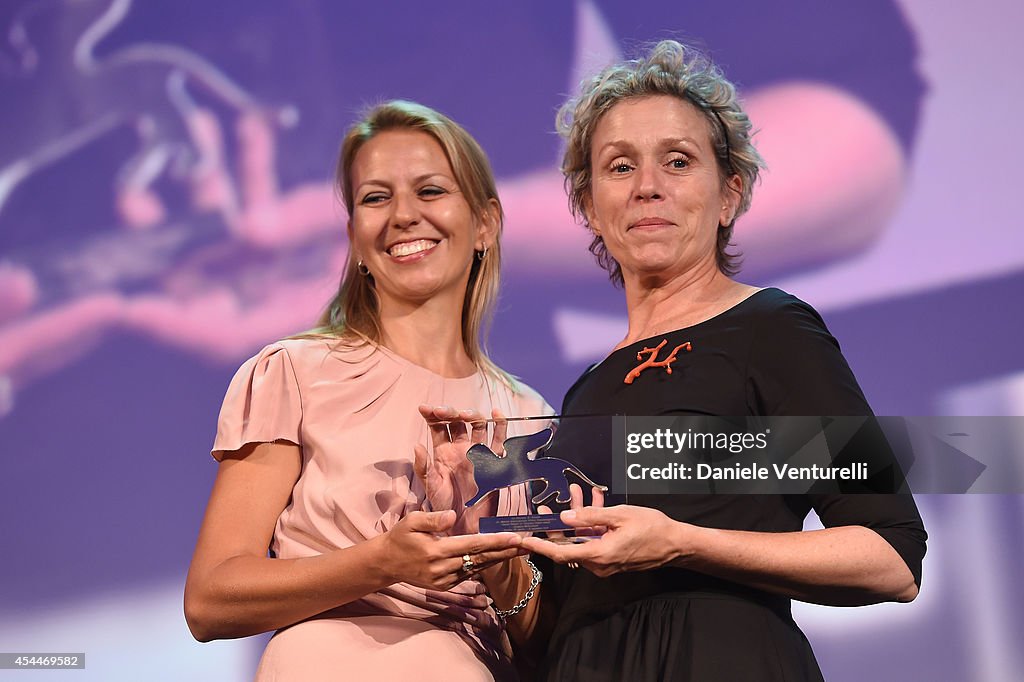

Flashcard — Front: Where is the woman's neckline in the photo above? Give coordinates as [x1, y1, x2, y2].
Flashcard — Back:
[600, 287, 777, 364]
[373, 342, 483, 382]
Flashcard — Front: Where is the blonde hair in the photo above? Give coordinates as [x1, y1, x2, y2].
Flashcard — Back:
[306, 100, 512, 383]
[558, 40, 765, 284]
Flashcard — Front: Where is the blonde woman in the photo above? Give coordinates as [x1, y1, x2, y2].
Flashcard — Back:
[185, 101, 548, 681]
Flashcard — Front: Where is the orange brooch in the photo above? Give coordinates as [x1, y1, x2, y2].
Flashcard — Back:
[623, 339, 692, 384]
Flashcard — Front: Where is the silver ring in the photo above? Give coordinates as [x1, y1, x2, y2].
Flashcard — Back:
[567, 561, 579, 570]
[461, 554, 475, 573]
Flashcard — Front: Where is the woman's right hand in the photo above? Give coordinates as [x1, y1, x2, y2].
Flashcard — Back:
[378, 509, 526, 590]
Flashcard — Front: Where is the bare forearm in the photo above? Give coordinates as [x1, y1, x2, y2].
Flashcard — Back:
[185, 537, 390, 641]
[676, 524, 918, 606]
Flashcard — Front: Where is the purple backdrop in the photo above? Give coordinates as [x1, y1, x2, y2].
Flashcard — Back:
[1, 1, 1022, 679]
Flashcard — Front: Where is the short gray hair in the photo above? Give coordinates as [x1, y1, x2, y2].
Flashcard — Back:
[557, 40, 765, 283]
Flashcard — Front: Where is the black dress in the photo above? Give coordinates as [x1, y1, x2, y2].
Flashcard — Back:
[535, 288, 927, 682]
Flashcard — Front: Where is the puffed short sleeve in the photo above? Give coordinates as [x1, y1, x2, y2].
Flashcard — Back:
[211, 343, 303, 460]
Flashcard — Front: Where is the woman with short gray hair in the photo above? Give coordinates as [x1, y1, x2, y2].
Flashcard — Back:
[479, 40, 926, 681]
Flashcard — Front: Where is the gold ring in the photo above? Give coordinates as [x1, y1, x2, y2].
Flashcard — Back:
[461, 554, 475, 573]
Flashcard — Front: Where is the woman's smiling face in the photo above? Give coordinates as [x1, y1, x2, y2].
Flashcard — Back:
[348, 129, 490, 309]
[586, 95, 739, 284]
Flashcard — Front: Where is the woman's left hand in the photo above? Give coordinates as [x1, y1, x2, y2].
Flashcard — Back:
[520, 504, 694, 577]
[414, 405, 507, 534]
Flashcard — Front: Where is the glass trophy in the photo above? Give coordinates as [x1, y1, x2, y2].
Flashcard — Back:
[463, 416, 609, 539]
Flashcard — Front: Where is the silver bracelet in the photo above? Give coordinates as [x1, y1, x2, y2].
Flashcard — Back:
[494, 559, 543, 621]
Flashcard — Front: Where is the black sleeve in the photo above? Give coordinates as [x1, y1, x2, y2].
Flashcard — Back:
[807, 494, 927, 588]
[747, 292, 927, 587]
[744, 294, 872, 416]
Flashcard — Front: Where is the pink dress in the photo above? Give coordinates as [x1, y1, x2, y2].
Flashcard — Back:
[211, 338, 551, 681]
